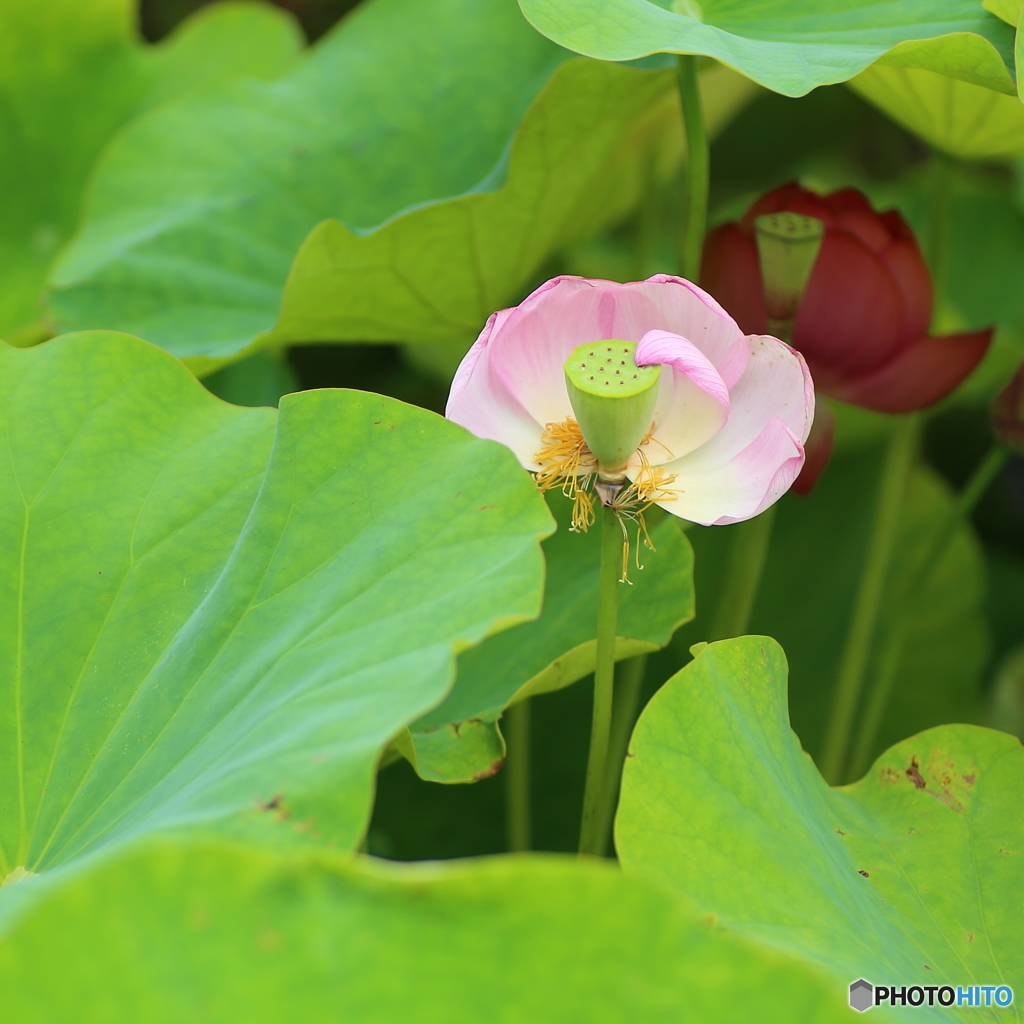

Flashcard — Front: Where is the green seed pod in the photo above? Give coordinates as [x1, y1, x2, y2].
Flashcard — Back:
[754, 211, 824, 342]
[564, 340, 661, 476]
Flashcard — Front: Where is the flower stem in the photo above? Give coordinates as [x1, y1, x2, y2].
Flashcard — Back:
[709, 505, 777, 641]
[504, 698, 531, 851]
[846, 442, 1009, 779]
[676, 54, 708, 280]
[594, 654, 647, 856]
[819, 413, 922, 785]
[579, 504, 622, 856]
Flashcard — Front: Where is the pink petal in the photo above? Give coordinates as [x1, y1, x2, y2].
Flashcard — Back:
[791, 400, 835, 496]
[649, 417, 805, 527]
[487, 276, 658, 425]
[635, 329, 729, 462]
[626, 275, 750, 386]
[446, 307, 545, 469]
[486, 275, 751, 426]
[637, 334, 813, 525]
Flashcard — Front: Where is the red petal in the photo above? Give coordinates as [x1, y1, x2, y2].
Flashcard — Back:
[820, 188, 875, 217]
[700, 224, 767, 335]
[833, 207, 891, 253]
[794, 230, 906, 382]
[879, 237, 933, 342]
[740, 183, 838, 232]
[792, 400, 835, 496]
[828, 329, 994, 413]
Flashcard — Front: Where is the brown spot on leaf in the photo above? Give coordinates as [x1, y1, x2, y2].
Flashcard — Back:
[858, 870, 869, 878]
[963, 774, 975, 785]
[835, 829, 847, 836]
[474, 758, 504, 781]
[478, 505, 498, 511]
[967, 933, 974, 943]
[906, 757, 926, 789]
[924, 964, 931, 971]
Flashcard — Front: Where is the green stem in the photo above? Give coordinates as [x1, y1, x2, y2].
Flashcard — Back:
[594, 654, 647, 857]
[847, 443, 1009, 779]
[927, 151, 952, 301]
[504, 698, 531, 852]
[579, 505, 622, 856]
[676, 54, 709, 281]
[709, 505, 777, 641]
[819, 413, 921, 785]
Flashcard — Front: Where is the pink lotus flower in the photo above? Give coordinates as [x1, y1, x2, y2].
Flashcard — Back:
[446, 275, 814, 526]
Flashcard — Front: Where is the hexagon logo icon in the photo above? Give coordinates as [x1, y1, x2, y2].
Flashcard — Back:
[849, 979, 874, 1012]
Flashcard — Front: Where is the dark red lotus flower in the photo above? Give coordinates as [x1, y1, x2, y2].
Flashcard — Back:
[701, 183, 992, 491]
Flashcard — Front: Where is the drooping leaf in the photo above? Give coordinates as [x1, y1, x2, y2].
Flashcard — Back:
[984, 0, 1022, 27]
[0, 0, 302, 341]
[849, 65, 1024, 160]
[0, 839, 858, 1022]
[45, 0, 569, 369]
[404, 494, 694, 782]
[260, 60, 756, 358]
[673, 443, 988, 769]
[46, 22, 758, 374]
[0, 331, 551, 903]
[617, 636, 1024, 1012]
[518, 0, 1016, 99]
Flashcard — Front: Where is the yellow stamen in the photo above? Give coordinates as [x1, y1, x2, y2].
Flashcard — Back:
[534, 420, 680, 581]
[534, 419, 598, 532]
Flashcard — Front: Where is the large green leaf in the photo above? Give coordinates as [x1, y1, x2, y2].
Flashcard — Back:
[260, 60, 756, 358]
[850, 64, 1024, 159]
[47, 25, 758, 374]
[518, 0, 1016, 98]
[46, 0, 569, 369]
[403, 495, 695, 782]
[0, 0, 302, 342]
[617, 637, 1024, 1014]
[0, 839, 858, 1022]
[674, 444, 988, 770]
[0, 331, 551, 894]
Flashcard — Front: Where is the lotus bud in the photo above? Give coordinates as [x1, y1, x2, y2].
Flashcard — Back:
[754, 211, 824, 342]
[564, 341, 661, 484]
[992, 364, 1024, 454]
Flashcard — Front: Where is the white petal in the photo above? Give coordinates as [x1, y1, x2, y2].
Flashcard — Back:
[649, 417, 805, 527]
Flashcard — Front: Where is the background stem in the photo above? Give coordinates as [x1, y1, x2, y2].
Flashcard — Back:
[709, 505, 777, 641]
[927, 151, 952, 298]
[504, 698, 531, 852]
[578, 505, 622, 856]
[819, 413, 921, 784]
[846, 443, 1009, 779]
[594, 654, 647, 856]
[676, 54, 708, 280]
